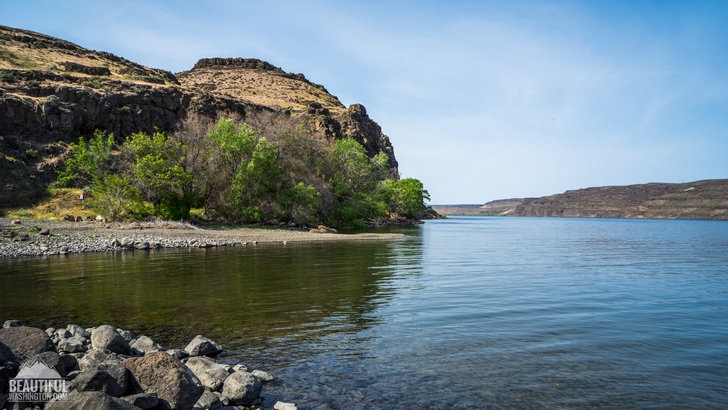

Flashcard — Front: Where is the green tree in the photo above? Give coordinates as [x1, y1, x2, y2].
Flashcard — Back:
[327, 139, 378, 196]
[89, 174, 147, 220]
[56, 130, 148, 219]
[325, 139, 389, 227]
[279, 182, 322, 224]
[56, 130, 114, 187]
[122, 131, 198, 220]
[380, 178, 430, 218]
[226, 137, 282, 221]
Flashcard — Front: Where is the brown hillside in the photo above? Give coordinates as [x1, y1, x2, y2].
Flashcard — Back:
[514, 179, 728, 220]
[178, 58, 344, 112]
[434, 179, 728, 221]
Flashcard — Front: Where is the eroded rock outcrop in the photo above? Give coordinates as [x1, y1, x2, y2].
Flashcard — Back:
[0, 25, 400, 207]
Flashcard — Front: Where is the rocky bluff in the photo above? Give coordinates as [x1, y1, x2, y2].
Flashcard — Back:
[433, 179, 728, 220]
[0, 26, 398, 207]
[513, 179, 728, 220]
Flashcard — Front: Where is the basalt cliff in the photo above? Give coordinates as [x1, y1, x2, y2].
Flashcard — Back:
[513, 179, 728, 220]
[0, 25, 398, 207]
[432, 179, 728, 220]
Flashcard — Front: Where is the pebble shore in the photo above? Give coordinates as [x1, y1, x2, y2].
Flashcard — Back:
[0, 218, 405, 258]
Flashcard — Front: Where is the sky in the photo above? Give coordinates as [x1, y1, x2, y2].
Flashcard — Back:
[3, 0, 728, 203]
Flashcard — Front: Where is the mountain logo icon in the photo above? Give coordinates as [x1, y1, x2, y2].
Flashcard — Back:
[15, 357, 62, 379]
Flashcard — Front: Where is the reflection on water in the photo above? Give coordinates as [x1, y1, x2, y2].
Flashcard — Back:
[0, 240, 419, 368]
[2, 217, 728, 409]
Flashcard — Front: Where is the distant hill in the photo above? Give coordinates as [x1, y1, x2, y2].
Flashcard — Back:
[0, 25, 398, 207]
[431, 199, 524, 216]
[433, 179, 728, 220]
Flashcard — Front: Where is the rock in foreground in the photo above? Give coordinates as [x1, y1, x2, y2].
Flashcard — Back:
[122, 352, 204, 410]
[0, 322, 279, 410]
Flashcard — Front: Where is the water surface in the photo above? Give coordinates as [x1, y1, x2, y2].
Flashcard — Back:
[2, 217, 727, 408]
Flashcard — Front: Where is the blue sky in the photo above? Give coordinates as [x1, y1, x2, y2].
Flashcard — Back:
[3, 1, 728, 203]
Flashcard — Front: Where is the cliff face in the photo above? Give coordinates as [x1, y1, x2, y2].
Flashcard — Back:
[176, 57, 398, 175]
[0, 26, 398, 207]
[513, 179, 728, 220]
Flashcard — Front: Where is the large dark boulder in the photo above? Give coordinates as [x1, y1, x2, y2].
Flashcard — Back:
[45, 390, 141, 410]
[23, 351, 66, 377]
[122, 352, 204, 410]
[73, 363, 129, 397]
[193, 390, 223, 410]
[0, 341, 16, 365]
[0, 326, 56, 362]
[120, 392, 158, 410]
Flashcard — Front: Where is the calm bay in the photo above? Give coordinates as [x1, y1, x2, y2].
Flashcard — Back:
[1, 217, 726, 408]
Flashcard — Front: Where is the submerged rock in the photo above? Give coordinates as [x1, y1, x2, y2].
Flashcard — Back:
[274, 402, 298, 410]
[251, 369, 274, 383]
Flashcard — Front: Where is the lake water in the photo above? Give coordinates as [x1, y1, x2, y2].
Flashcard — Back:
[1, 217, 727, 409]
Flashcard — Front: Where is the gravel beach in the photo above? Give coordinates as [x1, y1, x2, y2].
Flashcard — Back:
[0, 218, 406, 258]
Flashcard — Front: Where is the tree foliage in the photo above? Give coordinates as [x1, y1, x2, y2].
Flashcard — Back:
[122, 131, 197, 220]
[56, 117, 430, 227]
[56, 129, 114, 187]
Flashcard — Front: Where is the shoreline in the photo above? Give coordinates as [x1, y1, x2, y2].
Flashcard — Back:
[0, 218, 406, 258]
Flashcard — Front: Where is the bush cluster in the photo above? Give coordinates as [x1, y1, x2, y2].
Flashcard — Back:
[56, 118, 429, 228]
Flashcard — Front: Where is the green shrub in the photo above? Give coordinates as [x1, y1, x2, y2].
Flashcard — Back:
[52, 118, 430, 226]
[123, 131, 197, 220]
[15, 209, 32, 217]
[90, 174, 148, 220]
[0, 71, 16, 83]
[55, 130, 114, 187]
